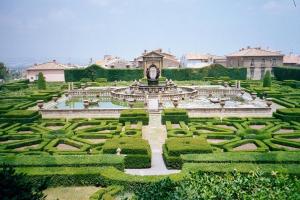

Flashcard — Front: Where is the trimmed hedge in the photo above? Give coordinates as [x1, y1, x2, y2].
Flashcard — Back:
[183, 163, 300, 175]
[102, 138, 151, 168]
[163, 137, 213, 169]
[119, 109, 149, 125]
[181, 151, 300, 164]
[273, 66, 300, 81]
[161, 109, 189, 124]
[273, 108, 300, 122]
[0, 154, 124, 170]
[65, 64, 247, 82]
[0, 110, 41, 123]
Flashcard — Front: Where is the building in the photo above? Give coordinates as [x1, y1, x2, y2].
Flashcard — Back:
[133, 49, 180, 68]
[26, 60, 72, 82]
[283, 54, 300, 66]
[95, 55, 133, 69]
[226, 47, 284, 80]
[180, 53, 226, 68]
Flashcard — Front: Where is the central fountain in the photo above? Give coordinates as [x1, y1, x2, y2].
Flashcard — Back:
[111, 51, 198, 102]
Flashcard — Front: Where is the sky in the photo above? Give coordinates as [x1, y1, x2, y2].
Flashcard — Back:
[0, 0, 299, 64]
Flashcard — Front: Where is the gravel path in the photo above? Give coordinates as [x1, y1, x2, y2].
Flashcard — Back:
[125, 113, 180, 175]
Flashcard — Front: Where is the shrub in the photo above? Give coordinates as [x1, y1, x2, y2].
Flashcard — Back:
[161, 109, 189, 124]
[37, 72, 46, 90]
[102, 138, 151, 168]
[119, 109, 149, 125]
[181, 151, 300, 164]
[273, 108, 300, 122]
[172, 170, 300, 199]
[163, 138, 212, 169]
[0, 110, 41, 123]
[0, 154, 125, 170]
[273, 66, 300, 81]
[263, 70, 272, 87]
[0, 166, 49, 200]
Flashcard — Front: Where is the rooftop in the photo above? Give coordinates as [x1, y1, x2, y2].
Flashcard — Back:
[227, 47, 283, 57]
[27, 60, 72, 70]
[283, 54, 300, 64]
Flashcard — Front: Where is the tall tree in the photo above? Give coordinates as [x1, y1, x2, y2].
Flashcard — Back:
[0, 62, 9, 81]
[37, 72, 46, 90]
[0, 166, 48, 200]
[263, 70, 272, 87]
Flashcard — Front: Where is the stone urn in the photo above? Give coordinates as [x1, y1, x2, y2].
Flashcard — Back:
[172, 98, 179, 108]
[52, 95, 58, 102]
[116, 147, 121, 156]
[241, 90, 245, 95]
[251, 92, 257, 100]
[266, 98, 272, 107]
[96, 94, 100, 98]
[208, 93, 213, 98]
[65, 92, 69, 97]
[127, 98, 135, 108]
[220, 99, 226, 108]
[83, 100, 89, 109]
[80, 83, 85, 89]
[224, 82, 228, 88]
[37, 100, 44, 109]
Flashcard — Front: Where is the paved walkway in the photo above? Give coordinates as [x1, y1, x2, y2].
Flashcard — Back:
[125, 113, 180, 175]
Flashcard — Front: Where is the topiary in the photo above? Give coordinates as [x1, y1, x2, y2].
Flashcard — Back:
[263, 70, 272, 87]
[37, 72, 46, 90]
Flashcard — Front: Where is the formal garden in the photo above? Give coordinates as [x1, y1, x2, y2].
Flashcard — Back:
[0, 65, 300, 199]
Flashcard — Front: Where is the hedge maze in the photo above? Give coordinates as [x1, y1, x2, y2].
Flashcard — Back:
[163, 116, 300, 169]
[0, 117, 150, 170]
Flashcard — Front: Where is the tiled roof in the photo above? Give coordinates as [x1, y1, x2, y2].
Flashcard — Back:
[27, 60, 70, 70]
[184, 53, 223, 60]
[227, 47, 283, 57]
[284, 54, 300, 64]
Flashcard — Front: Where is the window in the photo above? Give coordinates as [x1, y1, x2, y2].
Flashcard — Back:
[250, 59, 255, 66]
[261, 67, 265, 79]
[272, 58, 276, 66]
[262, 58, 265, 66]
[250, 67, 255, 79]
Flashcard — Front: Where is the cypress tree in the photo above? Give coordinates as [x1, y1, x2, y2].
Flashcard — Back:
[37, 72, 46, 90]
[263, 70, 271, 87]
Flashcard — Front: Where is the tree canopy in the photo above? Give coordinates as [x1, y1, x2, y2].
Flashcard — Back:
[0, 166, 48, 200]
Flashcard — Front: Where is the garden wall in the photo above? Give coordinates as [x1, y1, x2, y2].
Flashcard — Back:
[64, 64, 247, 82]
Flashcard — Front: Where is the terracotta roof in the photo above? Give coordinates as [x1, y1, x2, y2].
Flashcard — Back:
[227, 47, 283, 57]
[283, 54, 300, 64]
[184, 53, 223, 60]
[27, 60, 70, 70]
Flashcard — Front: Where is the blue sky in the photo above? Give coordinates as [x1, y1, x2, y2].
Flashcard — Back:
[0, 0, 299, 62]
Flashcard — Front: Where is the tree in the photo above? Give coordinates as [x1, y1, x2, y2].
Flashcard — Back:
[0, 62, 9, 81]
[37, 72, 46, 90]
[0, 166, 48, 200]
[263, 70, 272, 87]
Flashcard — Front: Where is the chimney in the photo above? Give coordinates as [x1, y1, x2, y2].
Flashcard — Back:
[144, 49, 147, 53]
[158, 48, 162, 53]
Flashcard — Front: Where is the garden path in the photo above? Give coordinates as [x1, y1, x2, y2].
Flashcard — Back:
[125, 113, 180, 175]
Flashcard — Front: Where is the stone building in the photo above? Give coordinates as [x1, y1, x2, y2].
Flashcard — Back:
[133, 49, 179, 68]
[95, 55, 133, 69]
[180, 53, 226, 68]
[226, 47, 284, 80]
[26, 60, 72, 82]
[283, 54, 300, 66]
